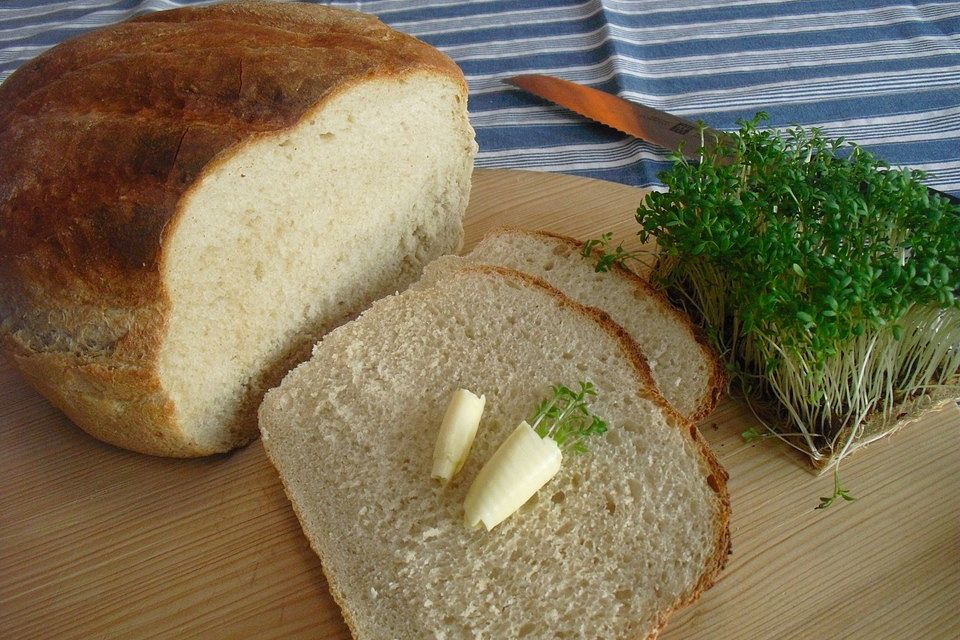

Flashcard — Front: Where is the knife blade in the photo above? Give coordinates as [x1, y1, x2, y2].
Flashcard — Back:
[504, 74, 728, 160]
[504, 73, 960, 205]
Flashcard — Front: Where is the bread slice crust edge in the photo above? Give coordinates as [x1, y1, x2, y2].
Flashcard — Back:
[479, 226, 727, 422]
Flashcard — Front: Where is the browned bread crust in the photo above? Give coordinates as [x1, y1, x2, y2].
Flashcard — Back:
[0, 1, 467, 456]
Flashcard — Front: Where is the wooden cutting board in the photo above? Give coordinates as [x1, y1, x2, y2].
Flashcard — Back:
[1, 169, 958, 640]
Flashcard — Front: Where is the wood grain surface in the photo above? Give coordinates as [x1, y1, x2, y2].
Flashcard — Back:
[2, 169, 958, 640]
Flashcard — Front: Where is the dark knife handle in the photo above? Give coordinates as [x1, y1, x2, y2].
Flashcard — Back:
[929, 186, 960, 206]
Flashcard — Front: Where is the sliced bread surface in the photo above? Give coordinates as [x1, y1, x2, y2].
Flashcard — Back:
[259, 265, 730, 640]
[442, 228, 724, 420]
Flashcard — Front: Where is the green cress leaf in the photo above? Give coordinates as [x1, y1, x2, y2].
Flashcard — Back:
[529, 381, 608, 453]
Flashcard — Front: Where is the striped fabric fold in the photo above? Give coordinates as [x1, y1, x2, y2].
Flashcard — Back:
[1, 0, 957, 195]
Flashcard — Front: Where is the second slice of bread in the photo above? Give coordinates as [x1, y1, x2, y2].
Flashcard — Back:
[259, 264, 730, 640]
[439, 228, 725, 421]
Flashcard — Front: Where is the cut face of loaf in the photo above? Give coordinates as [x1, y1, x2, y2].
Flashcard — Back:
[159, 74, 472, 451]
[435, 228, 724, 421]
[259, 265, 730, 640]
[0, 2, 476, 456]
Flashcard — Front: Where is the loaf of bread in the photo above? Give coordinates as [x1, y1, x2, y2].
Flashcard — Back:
[259, 264, 730, 640]
[438, 228, 725, 420]
[0, 1, 476, 456]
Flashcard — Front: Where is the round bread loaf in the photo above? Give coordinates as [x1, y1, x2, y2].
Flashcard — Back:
[0, 1, 477, 456]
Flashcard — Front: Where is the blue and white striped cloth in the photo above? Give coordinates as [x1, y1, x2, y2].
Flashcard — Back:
[1, 0, 958, 195]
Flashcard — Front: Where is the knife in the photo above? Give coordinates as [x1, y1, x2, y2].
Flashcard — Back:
[504, 73, 960, 205]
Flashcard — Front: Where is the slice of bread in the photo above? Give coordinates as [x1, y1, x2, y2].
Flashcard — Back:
[445, 228, 724, 421]
[0, 2, 476, 456]
[259, 265, 730, 640]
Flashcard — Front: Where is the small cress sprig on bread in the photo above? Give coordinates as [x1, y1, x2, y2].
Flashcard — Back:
[463, 382, 607, 530]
